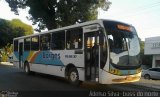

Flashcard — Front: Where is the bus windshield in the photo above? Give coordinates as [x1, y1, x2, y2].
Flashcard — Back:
[103, 21, 140, 69]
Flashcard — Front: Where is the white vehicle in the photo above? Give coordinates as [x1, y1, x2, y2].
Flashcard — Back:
[13, 19, 141, 85]
[142, 68, 160, 80]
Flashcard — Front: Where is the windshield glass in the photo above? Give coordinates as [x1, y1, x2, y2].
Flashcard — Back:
[103, 21, 140, 68]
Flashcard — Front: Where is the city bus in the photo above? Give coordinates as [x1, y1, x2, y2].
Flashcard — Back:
[13, 19, 141, 85]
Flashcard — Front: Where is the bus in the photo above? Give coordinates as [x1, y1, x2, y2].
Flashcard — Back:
[13, 19, 141, 85]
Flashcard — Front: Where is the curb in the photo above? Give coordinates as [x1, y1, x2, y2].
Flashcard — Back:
[132, 78, 160, 90]
[131, 83, 160, 91]
[0, 62, 13, 66]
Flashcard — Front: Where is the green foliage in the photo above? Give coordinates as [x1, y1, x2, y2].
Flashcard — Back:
[10, 19, 33, 35]
[1, 55, 8, 62]
[0, 18, 33, 48]
[6, 0, 111, 31]
[0, 18, 33, 61]
[0, 43, 13, 62]
[0, 19, 11, 48]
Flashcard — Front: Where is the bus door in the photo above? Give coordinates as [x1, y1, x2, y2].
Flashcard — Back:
[84, 32, 99, 81]
[18, 42, 23, 69]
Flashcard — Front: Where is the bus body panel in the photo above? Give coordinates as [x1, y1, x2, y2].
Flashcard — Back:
[30, 63, 47, 74]
[15, 49, 85, 81]
[13, 51, 19, 68]
[30, 63, 65, 78]
[100, 70, 141, 84]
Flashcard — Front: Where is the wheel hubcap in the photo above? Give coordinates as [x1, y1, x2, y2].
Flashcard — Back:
[25, 66, 28, 73]
[145, 75, 149, 79]
[70, 72, 77, 82]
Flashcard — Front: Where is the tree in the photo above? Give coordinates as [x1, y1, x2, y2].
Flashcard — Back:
[10, 19, 33, 35]
[0, 18, 33, 48]
[0, 43, 13, 62]
[0, 18, 33, 61]
[139, 38, 152, 67]
[6, 0, 111, 31]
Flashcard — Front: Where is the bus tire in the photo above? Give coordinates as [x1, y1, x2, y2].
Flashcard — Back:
[68, 68, 81, 86]
[24, 62, 31, 75]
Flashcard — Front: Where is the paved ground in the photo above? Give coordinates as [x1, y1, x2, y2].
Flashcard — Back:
[0, 62, 159, 97]
[3, 62, 159, 90]
[132, 78, 160, 90]
[0, 64, 84, 91]
[0, 64, 87, 97]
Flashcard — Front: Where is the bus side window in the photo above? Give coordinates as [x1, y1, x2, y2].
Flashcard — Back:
[108, 33, 128, 54]
[24, 37, 31, 51]
[14, 40, 18, 51]
[108, 35, 114, 52]
[40, 34, 51, 50]
[31, 36, 39, 51]
[66, 28, 83, 49]
[51, 31, 65, 50]
[100, 32, 107, 69]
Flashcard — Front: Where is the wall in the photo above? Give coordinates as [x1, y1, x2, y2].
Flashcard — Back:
[145, 36, 160, 67]
[144, 36, 160, 55]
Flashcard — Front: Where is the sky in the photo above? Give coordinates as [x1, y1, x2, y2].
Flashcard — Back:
[0, 0, 160, 41]
[0, 0, 32, 25]
[98, 0, 160, 41]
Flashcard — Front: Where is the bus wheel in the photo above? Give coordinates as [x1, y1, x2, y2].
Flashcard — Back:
[24, 62, 31, 75]
[68, 68, 80, 86]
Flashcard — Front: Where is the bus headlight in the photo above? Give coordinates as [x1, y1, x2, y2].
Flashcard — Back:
[136, 68, 141, 74]
[110, 68, 120, 75]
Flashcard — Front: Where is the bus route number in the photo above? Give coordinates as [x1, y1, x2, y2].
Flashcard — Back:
[65, 55, 77, 58]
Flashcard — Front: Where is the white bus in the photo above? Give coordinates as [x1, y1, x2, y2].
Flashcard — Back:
[13, 19, 141, 85]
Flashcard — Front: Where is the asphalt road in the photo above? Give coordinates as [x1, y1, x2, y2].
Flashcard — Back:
[0, 64, 88, 97]
[0, 64, 84, 91]
[0, 64, 159, 97]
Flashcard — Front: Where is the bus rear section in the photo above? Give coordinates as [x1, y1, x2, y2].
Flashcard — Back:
[98, 20, 141, 84]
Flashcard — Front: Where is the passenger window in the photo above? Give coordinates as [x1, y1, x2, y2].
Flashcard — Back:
[24, 38, 31, 51]
[100, 32, 107, 69]
[66, 28, 83, 49]
[108, 34, 128, 54]
[51, 31, 65, 50]
[40, 34, 51, 50]
[14, 40, 18, 51]
[31, 36, 39, 51]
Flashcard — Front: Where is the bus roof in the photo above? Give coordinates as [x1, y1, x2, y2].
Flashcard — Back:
[13, 19, 131, 40]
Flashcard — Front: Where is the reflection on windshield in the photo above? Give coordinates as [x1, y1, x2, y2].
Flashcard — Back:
[128, 30, 140, 66]
[108, 27, 140, 67]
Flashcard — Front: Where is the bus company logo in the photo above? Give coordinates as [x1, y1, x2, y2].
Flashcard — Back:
[42, 52, 60, 60]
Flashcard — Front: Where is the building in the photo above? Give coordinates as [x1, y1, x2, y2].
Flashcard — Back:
[144, 36, 160, 68]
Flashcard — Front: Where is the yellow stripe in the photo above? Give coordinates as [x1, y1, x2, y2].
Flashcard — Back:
[30, 51, 41, 63]
[27, 51, 34, 61]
